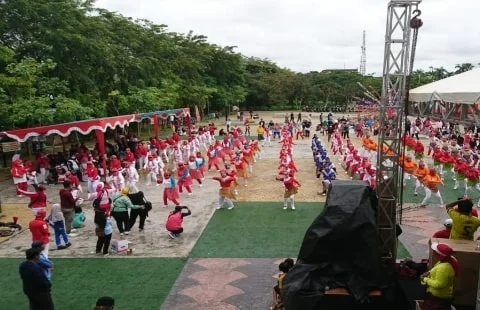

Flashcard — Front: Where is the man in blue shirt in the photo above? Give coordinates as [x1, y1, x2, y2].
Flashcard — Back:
[19, 247, 54, 310]
[32, 240, 54, 282]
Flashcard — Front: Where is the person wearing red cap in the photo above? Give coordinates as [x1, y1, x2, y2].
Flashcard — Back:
[212, 170, 236, 210]
[11, 158, 28, 197]
[162, 171, 180, 207]
[177, 162, 193, 195]
[109, 167, 125, 193]
[421, 242, 459, 309]
[29, 210, 50, 258]
[143, 155, 159, 186]
[276, 171, 301, 210]
[18, 184, 47, 216]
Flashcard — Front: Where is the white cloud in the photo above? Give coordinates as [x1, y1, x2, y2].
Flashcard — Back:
[96, 0, 480, 74]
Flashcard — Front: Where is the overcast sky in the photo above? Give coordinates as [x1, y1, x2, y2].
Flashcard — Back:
[96, 0, 480, 75]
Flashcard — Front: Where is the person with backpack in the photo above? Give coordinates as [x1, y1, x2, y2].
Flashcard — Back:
[165, 206, 191, 239]
[127, 187, 151, 232]
[111, 187, 134, 236]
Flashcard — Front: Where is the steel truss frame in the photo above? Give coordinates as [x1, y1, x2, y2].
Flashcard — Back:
[408, 98, 480, 126]
[376, 0, 422, 270]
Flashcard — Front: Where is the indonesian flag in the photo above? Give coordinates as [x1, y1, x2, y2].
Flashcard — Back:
[195, 105, 201, 122]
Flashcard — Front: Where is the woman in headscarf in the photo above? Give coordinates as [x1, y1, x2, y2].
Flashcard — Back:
[421, 242, 459, 310]
[127, 186, 149, 232]
[47, 203, 71, 250]
[111, 187, 134, 236]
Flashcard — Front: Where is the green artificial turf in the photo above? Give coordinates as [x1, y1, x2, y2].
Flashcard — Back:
[0, 257, 186, 310]
[190, 202, 411, 259]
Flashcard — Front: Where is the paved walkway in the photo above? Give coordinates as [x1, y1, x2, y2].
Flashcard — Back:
[161, 258, 280, 310]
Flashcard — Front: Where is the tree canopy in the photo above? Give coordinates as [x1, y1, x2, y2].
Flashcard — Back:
[0, 0, 477, 130]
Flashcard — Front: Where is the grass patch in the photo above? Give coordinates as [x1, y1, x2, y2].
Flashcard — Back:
[190, 202, 410, 259]
[0, 257, 186, 310]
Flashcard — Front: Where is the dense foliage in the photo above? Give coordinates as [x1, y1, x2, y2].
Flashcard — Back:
[0, 0, 477, 130]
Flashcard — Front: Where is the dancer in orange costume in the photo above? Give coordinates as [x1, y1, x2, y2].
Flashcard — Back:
[225, 163, 239, 195]
[413, 160, 429, 196]
[212, 170, 237, 210]
[401, 154, 418, 186]
[233, 152, 248, 186]
[420, 168, 444, 207]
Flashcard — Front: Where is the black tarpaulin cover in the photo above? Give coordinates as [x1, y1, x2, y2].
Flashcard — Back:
[282, 180, 385, 309]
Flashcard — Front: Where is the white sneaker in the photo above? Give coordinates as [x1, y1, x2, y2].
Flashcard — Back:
[216, 206, 222, 210]
[71, 229, 77, 233]
[199, 184, 203, 187]
[228, 205, 235, 210]
[68, 233, 78, 237]
[291, 205, 296, 210]
[283, 206, 288, 210]
[125, 231, 130, 235]
[188, 193, 192, 196]
[439, 204, 445, 208]
[120, 233, 124, 236]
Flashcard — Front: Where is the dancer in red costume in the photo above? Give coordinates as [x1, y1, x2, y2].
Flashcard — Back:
[212, 170, 236, 210]
[11, 159, 28, 197]
[187, 155, 203, 186]
[207, 145, 221, 171]
[177, 162, 193, 195]
[162, 171, 180, 207]
[276, 171, 301, 210]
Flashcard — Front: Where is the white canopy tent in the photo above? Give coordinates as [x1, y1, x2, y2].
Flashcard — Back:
[409, 68, 480, 104]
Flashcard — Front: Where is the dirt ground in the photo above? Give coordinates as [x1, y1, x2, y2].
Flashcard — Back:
[0, 111, 370, 258]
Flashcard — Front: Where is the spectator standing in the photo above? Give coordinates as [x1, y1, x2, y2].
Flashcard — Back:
[244, 119, 251, 136]
[31, 241, 54, 282]
[94, 209, 113, 256]
[297, 112, 302, 123]
[59, 180, 76, 234]
[29, 210, 50, 258]
[445, 197, 480, 240]
[19, 248, 54, 310]
[226, 118, 231, 132]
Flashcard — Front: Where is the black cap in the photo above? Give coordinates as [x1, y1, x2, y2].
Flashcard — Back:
[96, 297, 114, 307]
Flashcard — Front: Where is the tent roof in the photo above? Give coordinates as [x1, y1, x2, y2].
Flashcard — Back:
[0, 114, 136, 143]
[136, 108, 190, 120]
[409, 68, 480, 104]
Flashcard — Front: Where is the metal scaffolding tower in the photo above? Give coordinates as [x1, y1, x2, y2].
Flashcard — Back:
[359, 30, 366, 76]
[376, 0, 422, 269]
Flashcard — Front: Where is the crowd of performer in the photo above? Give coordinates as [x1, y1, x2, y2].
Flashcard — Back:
[11, 123, 273, 258]
[276, 129, 301, 210]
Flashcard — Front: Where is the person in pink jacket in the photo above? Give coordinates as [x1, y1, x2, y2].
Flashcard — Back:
[165, 206, 191, 239]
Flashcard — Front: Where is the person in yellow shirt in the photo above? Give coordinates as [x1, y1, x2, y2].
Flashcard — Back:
[445, 197, 480, 240]
[421, 242, 458, 310]
[256, 125, 265, 146]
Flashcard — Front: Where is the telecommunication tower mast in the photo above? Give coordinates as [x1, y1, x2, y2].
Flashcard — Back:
[359, 30, 366, 76]
[376, 0, 422, 270]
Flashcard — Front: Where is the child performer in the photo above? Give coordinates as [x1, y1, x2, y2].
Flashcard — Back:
[212, 170, 237, 210]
